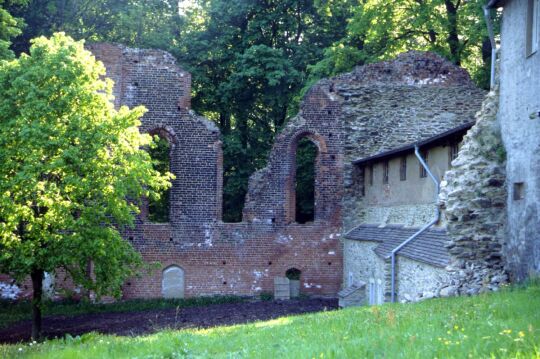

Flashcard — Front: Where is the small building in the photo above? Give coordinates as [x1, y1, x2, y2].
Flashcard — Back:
[344, 123, 473, 303]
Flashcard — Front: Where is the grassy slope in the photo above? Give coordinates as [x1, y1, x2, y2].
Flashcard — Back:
[1, 285, 539, 358]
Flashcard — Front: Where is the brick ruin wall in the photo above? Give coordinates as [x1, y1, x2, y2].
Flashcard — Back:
[87, 43, 343, 299]
[0, 47, 510, 302]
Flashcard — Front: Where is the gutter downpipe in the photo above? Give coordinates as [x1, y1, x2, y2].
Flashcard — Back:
[483, 5, 497, 89]
[389, 145, 440, 303]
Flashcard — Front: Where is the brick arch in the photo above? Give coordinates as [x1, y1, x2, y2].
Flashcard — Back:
[288, 130, 328, 155]
[285, 130, 328, 224]
[148, 125, 178, 149]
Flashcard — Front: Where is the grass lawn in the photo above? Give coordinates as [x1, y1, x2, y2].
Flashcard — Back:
[0, 295, 245, 330]
[1, 284, 539, 358]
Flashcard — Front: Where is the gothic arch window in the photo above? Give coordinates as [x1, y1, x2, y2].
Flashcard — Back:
[147, 129, 174, 223]
[286, 132, 327, 224]
[295, 137, 317, 223]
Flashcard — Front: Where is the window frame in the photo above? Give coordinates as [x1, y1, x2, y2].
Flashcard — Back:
[400, 156, 407, 181]
[382, 161, 389, 185]
[526, 0, 540, 57]
[419, 150, 429, 178]
[448, 143, 459, 167]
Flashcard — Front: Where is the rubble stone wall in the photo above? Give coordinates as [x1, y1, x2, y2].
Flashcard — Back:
[439, 89, 508, 295]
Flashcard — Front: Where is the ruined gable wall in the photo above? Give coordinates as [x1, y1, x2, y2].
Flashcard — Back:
[87, 43, 342, 299]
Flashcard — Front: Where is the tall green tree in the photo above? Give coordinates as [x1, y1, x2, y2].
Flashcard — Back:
[0, 33, 172, 339]
[308, 0, 494, 88]
[0, 0, 27, 59]
[6, 0, 182, 55]
[174, 0, 354, 221]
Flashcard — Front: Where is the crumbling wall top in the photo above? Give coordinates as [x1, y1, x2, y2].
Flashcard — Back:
[333, 51, 476, 88]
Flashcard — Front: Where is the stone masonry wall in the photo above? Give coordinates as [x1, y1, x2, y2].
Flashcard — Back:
[439, 88, 508, 296]
[331, 51, 486, 231]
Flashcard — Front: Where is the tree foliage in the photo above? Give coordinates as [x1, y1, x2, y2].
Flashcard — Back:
[308, 0, 495, 88]
[2, 0, 496, 223]
[0, 0, 27, 59]
[0, 33, 172, 338]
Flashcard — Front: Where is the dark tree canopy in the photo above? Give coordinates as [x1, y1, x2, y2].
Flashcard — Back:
[1, 0, 495, 224]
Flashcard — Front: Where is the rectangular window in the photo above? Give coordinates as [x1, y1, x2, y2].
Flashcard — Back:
[527, 0, 540, 57]
[513, 182, 525, 200]
[383, 161, 389, 184]
[369, 165, 374, 186]
[449, 143, 459, 167]
[400, 157, 407, 181]
[419, 150, 428, 178]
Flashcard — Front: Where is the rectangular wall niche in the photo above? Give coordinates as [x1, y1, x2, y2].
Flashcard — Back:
[513, 182, 525, 201]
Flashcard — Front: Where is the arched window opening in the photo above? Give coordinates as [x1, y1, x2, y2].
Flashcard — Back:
[148, 135, 171, 223]
[162, 265, 184, 299]
[285, 268, 301, 280]
[295, 137, 317, 223]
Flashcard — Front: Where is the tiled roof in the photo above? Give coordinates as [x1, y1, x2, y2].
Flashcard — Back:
[345, 224, 450, 268]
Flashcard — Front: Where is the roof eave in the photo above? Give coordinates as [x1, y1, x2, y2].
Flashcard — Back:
[352, 121, 474, 166]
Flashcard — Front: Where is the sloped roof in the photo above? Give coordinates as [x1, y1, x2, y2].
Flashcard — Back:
[352, 122, 474, 165]
[345, 224, 450, 268]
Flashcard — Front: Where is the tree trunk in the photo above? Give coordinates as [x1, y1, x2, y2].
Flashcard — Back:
[444, 0, 461, 66]
[31, 269, 44, 341]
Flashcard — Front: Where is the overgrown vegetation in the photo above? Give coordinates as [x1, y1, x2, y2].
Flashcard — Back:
[0, 295, 245, 330]
[0, 0, 496, 222]
[0, 33, 172, 339]
[1, 284, 539, 358]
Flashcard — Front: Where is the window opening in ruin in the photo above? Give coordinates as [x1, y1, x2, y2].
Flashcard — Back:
[513, 182, 525, 200]
[449, 143, 459, 167]
[285, 268, 301, 280]
[383, 161, 389, 184]
[527, 0, 540, 56]
[400, 157, 407, 181]
[148, 135, 171, 223]
[369, 165, 374, 186]
[295, 137, 317, 223]
[419, 150, 429, 178]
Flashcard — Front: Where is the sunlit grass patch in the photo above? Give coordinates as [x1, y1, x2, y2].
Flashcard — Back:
[1, 284, 539, 358]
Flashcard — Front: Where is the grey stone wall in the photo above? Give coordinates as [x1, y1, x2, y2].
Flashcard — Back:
[396, 256, 450, 302]
[331, 51, 486, 230]
[342, 240, 385, 288]
[439, 89, 508, 295]
[498, 0, 540, 281]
